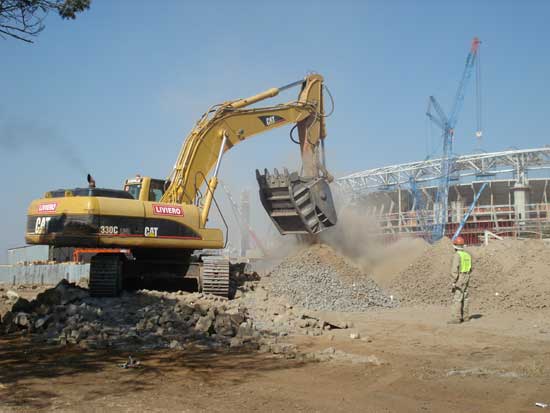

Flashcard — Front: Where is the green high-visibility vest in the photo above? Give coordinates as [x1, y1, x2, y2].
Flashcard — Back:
[457, 250, 472, 273]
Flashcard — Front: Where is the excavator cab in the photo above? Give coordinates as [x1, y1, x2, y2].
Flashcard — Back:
[123, 176, 166, 202]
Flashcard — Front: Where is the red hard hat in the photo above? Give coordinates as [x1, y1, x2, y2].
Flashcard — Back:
[453, 236, 465, 246]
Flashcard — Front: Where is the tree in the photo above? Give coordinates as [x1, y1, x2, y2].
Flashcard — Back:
[0, 0, 90, 43]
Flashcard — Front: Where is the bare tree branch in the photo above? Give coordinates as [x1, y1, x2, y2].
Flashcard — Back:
[0, 0, 90, 43]
[0, 27, 33, 42]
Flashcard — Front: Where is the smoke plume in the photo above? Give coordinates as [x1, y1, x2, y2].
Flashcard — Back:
[0, 117, 88, 175]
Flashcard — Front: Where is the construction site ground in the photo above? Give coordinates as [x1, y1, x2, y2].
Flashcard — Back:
[1, 303, 549, 412]
[1, 238, 550, 412]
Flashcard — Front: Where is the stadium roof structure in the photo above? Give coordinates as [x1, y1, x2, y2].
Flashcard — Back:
[336, 147, 550, 195]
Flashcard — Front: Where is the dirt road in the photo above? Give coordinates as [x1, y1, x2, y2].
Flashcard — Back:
[2, 305, 549, 412]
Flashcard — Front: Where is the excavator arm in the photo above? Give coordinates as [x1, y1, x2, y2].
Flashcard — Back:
[161, 74, 337, 235]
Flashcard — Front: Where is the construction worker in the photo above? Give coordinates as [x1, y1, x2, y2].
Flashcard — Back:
[448, 236, 472, 324]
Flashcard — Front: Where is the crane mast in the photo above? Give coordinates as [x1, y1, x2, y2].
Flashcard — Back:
[426, 37, 481, 242]
[220, 182, 267, 257]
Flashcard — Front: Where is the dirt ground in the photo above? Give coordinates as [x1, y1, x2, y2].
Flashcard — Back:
[2, 238, 550, 412]
[1, 302, 549, 412]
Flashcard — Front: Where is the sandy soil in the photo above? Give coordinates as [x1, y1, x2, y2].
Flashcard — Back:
[1, 304, 549, 412]
[388, 238, 550, 312]
[2, 238, 549, 412]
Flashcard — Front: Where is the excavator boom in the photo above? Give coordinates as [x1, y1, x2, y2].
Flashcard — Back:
[161, 74, 336, 234]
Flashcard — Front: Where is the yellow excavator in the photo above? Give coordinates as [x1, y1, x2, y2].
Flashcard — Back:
[25, 74, 337, 297]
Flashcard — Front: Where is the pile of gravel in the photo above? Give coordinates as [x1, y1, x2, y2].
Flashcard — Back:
[389, 237, 455, 306]
[266, 244, 396, 312]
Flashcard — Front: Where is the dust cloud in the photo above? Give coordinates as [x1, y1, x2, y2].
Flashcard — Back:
[255, 230, 308, 274]
[321, 205, 429, 288]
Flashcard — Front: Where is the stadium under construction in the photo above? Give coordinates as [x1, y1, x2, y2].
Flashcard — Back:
[336, 147, 550, 244]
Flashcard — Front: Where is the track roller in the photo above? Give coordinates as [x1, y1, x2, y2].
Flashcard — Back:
[199, 256, 232, 298]
[89, 254, 124, 297]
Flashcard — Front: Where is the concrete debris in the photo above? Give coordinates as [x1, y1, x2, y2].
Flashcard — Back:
[238, 285, 337, 337]
[303, 348, 385, 365]
[446, 368, 524, 379]
[6, 290, 19, 301]
[170, 340, 184, 350]
[0, 272, 368, 356]
[35, 279, 88, 306]
[266, 244, 396, 312]
[0, 243, 434, 357]
[34, 315, 51, 330]
[320, 315, 353, 330]
[1, 280, 257, 350]
[195, 314, 215, 334]
[119, 356, 141, 369]
[261, 342, 297, 356]
[11, 297, 33, 313]
[262, 344, 385, 365]
[14, 312, 30, 327]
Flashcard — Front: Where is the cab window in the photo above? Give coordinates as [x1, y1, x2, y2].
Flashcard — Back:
[124, 184, 141, 200]
[149, 180, 165, 202]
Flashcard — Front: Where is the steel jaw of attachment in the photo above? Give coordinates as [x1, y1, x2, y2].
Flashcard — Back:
[255, 168, 337, 235]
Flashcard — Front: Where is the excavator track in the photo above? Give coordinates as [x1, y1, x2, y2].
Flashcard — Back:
[200, 256, 231, 298]
[89, 254, 123, 297]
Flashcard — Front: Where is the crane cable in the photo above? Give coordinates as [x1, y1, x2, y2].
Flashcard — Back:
[475, 46, 483, 145]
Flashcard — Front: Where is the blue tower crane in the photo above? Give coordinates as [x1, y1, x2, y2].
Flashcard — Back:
[409, 175, 428, 236]
[426, 37, 481, 242]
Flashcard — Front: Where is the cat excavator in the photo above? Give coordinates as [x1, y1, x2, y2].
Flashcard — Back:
[25, 74, 337, 297]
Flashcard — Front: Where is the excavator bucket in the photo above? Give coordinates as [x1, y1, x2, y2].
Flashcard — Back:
[256, 168, 337, 235]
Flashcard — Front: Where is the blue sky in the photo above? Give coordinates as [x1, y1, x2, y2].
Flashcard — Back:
[1, 0, 549, 259]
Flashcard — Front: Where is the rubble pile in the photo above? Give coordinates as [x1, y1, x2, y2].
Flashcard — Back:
[239, 282, 353, 336]
[1, 272, 363, 354]
[0, 280, 259, 350]
[266, 244, 396, 312]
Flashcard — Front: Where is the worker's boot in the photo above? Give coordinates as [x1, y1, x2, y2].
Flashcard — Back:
[462, 293, 470, 322]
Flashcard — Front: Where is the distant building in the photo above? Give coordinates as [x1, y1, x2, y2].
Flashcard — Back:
[336, 148, 550, 243]
[7, 245, 74, 265]
[7, 245, 49, 265]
